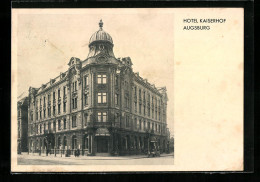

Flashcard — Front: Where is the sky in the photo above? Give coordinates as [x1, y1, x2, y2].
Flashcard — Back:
[15, 9, 175, 135]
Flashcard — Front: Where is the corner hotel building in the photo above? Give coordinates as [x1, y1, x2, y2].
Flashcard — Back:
[27, 20, 170, 156]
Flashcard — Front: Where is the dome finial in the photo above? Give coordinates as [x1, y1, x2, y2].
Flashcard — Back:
[99, 19, 103, 30]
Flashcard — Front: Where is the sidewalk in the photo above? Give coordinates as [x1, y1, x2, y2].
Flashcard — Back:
[20, 152, 174, 160]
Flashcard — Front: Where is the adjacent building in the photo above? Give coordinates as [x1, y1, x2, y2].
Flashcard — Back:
[17, 96, 29, 153]
[27, 20, 169, 156]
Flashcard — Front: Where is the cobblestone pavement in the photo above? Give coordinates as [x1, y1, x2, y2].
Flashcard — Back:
[17, 153, 174, 165]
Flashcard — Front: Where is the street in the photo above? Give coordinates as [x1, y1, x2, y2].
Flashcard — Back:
[17, 153, 174, 165]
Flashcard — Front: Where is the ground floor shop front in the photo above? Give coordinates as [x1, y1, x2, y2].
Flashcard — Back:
[28, 128, 169, 156]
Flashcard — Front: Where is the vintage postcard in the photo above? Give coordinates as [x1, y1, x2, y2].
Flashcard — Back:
[11, 8, 243, 172]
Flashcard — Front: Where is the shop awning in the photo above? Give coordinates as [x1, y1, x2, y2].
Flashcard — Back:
[95, 128, 110, 136]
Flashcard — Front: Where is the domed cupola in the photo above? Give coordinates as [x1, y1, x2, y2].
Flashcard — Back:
[89, 20, 113, 45]
[87, 20, 115, 59]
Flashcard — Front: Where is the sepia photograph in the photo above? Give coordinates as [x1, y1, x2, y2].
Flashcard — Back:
[12, 8, 243, 172]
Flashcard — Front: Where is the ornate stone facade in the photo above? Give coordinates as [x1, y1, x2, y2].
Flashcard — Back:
[27, 20, 169, 156]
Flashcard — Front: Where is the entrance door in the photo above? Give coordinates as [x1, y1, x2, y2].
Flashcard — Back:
[96, 137, 109, 153]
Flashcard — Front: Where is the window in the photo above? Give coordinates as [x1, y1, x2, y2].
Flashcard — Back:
[40, 124, 42, 134]
[98, 112, 107, 122]
[116, 113, 120, 123]
[44, 97, 46, 107]
[84, 75, 89, 88]
[125, 94, 129, 108]
[58, 89, 60, 98]
[134, 86, 137, 96]
[148, 122, 150, 130]
[159, 125, 161, 133]
[36, 125, 38, 134]
[139, 120, 142, 130]
[72, 81, 77, 92]
[134, 118, 137, 129]
[115, 94, 119, 105]
[155, 124, 158, 132]
[75, 81, 77, 91]
[143, 105, 146, 116]
[40, 110, 42, 119]
[84, 113, 88, 126]
[53, 105, 55, 115]
[44, 123, 46, 132]
[36, 111, 38, 120]
[63, 86, 66, 97]
[48, 107, 51, 117]
[48, 94, 51, 103]
[126, 116, 130, 127]
[139, 103, 142, 114]
[58, 120, 61, 130]
[44, 109, 46, 118]
[58, 103, 61, 114]
[72, 98, 77, 109]
[84, 94, 88, 106]
[31, 125, 33, 135]
[143, 120, 146, 130]
[63, 102, 66, 112]
[63, 119, 67, 130]
[115, 76, 119, 86]
[97, 74, 107, 84]
[72, 115, 77, 128]
[53, 121, 56, 131]
[148, 105, 150, 117]
[134, 101, 137, 112]
[48, 122, 51, 131]
[98, 93, 107, 104]
[152, 123, 154, 130]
